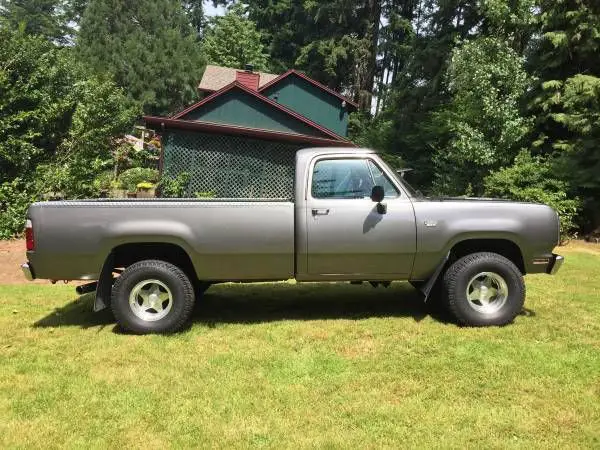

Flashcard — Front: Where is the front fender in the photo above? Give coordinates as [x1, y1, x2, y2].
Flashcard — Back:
[411, 204, 527, 279]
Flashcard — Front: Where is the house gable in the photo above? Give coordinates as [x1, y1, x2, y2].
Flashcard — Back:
[176, 83, 347, 140]
[260, 71, 357, 137]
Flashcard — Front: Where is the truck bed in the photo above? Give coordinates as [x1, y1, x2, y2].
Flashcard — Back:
[26, 199, 295, 281]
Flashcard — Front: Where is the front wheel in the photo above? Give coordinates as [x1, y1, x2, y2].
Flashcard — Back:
[443, 252, 525, 326]
[111, 259, 196, 334]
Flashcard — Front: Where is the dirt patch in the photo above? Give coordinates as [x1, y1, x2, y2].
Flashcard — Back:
[0, 240, 51, 284]
[560, 240, 600, 256]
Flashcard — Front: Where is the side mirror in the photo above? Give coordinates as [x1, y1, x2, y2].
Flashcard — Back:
[370, 185, 384, 203]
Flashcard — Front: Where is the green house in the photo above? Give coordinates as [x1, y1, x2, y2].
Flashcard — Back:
[144, 65, 357, 199]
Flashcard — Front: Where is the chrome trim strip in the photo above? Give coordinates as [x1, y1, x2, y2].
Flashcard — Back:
[533, 258, 550, 265]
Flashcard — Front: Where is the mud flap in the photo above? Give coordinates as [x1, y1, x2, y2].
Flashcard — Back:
[94, 253, 114, 312]
[411, 252, 450, 302]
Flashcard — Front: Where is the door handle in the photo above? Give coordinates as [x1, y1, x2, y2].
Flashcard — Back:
[312, 208, 330, 216]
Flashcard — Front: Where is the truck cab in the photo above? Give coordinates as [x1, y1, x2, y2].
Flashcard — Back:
[294, 148, 416, 280]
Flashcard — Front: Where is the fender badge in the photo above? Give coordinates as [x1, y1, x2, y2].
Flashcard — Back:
[424, 220, 438, 227]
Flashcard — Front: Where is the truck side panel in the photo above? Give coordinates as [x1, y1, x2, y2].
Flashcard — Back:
[27, 200, 295, 281]
[411, 200, 559, 279]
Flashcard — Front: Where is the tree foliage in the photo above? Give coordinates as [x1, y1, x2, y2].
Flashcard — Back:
[0, 28, 139, 237]
[431, 37, 531, 196]
[202, 2, 268, 71]
[38, 76, 141, 197]
[484, 151, 580, 238]
[76, 0, 205, 115]
[0, 0, 72, 42]
[0, 27, 75, 184]
[1, 0, 600, 238]
[350, 0, 596, 234]
[528, 0, 600, 231]
[181, 0, 204, 37]
[213, 0, 386, 110]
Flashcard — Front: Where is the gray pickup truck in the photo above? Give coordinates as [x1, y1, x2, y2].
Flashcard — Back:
[22, 147, 563, 334]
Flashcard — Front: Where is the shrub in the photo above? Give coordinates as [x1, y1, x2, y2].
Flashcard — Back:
[128, 145, 160, 170]
[158, 172, 191, 198]
[484, 151, 580, 240]
[0, 179, 36, 239]
[93, 171, 115, 194]
[118, 168, 159, 192]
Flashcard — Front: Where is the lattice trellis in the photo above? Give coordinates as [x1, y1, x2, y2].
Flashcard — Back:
[162, 131, 303, 199]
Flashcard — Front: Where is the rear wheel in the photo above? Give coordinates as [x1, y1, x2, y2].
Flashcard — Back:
[111, 259, 195, 334]
[443, 252, 525, 326]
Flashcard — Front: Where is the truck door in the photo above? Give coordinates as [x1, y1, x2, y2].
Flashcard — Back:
[304, 156, 416, 279]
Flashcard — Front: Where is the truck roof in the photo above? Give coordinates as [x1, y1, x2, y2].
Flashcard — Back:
[298, 147, 376, 158]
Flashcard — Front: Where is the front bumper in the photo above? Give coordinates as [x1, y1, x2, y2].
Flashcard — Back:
[546, 254, 564, 275]
[21, 262, 34, 281]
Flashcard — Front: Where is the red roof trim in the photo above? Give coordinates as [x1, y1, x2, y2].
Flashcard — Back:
[143, 116, 357, 148]
[258, 69, 359, 109]
[171, 81, 350, 142]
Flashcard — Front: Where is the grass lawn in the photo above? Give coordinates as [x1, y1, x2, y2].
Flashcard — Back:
[1, 248, 599, 448]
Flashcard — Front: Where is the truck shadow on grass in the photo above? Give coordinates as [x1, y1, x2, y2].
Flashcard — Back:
[33, 292, 113, 330]
[34, 282, 458, 331]
[194, 282, 443, 328]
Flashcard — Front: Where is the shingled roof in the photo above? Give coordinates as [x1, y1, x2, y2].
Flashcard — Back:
[198, 65, 279, 92]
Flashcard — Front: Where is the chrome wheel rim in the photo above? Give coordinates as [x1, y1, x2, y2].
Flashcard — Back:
[465, 272, 508, 314]
[129, 279, 173, 322]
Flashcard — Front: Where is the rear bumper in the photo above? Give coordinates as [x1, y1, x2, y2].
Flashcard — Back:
[21, 262, 35, 281]
[546, 254, 564, 275]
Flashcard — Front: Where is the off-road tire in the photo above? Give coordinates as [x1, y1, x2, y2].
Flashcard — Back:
[111, 259, 195, 334]
[443, 252, 525, 326]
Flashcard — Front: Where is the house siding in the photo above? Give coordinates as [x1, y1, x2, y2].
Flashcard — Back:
[180, 89, 329, 138]
[262, 75, 349, 137]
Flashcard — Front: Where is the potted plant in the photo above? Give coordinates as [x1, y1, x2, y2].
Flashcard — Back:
[136, 182, 156, 198]
[118, 168, 159, 198]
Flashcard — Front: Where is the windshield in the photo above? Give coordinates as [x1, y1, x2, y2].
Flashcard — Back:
[398, 176, 423, 198]
[384, 164, 424, 198]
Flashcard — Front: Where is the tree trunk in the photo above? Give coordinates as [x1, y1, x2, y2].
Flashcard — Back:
[358, 0, 382, 112]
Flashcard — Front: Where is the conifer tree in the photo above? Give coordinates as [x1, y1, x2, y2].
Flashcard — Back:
[77, 0, 205, 115]
[0, 0, 71, 42]
[202, 3, 268, 71]
[529, 0, 600, 229]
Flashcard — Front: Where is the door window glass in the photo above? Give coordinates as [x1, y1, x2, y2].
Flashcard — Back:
[367, 160, 400, 198]
[312, 159, 374, 199]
